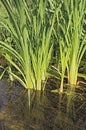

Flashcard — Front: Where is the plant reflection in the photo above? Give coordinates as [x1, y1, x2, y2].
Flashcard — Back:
[0, 81, 86, 130]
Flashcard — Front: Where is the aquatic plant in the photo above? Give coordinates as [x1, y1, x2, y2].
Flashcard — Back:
[0, 0, 55, 90]
[54, 0, 86, 92]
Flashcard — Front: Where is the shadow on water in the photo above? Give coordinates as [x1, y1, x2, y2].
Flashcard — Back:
[0, 79, 86, 130]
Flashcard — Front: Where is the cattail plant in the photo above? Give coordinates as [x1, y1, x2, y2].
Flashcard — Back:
[54, 0, 86, 92]
[0, 0, 55, 91]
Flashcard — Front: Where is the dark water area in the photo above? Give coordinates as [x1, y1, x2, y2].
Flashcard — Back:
[0, 79, 86, 130]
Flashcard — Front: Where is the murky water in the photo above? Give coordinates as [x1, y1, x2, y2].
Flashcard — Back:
[0, 80, 86, 130]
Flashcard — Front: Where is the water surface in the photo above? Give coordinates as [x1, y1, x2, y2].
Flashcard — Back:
[0, 80, 86, 130]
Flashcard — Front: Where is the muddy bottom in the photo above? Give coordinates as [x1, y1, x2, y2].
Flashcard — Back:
[0, 80, 86, 130]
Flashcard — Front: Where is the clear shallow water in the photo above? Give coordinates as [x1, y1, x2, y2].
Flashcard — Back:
[0, 80, 86, 130]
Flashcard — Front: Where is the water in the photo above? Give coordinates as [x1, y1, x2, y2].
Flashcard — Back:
[0, 80, 86, 130]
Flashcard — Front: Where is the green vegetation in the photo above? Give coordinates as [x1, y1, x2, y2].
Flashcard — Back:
[53, 0, 86, 92]
[0, 0, 55, 90]
[0, 0, 86, 93]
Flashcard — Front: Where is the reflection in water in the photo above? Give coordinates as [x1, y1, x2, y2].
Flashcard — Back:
[0, 81, 29, 130]
[0, 80, 86, 130]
